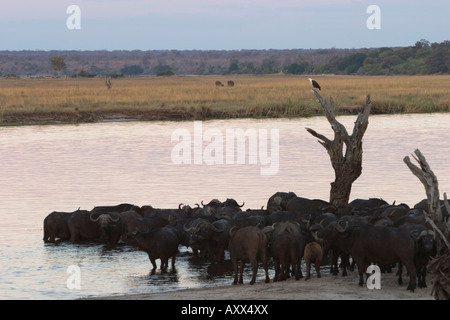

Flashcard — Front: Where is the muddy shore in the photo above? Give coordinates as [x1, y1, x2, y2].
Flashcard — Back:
[88, 269, 434, 300]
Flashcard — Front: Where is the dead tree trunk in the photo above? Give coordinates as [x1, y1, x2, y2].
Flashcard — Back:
[403, 149, 450, 300]
[306, 90, 372, 205]
[403, 149, 450, 253]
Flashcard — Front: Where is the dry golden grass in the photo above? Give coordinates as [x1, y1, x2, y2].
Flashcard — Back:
[0, 74, 449, 124]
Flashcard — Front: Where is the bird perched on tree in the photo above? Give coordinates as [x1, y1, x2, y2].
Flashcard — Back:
[308, 78, 321, 91]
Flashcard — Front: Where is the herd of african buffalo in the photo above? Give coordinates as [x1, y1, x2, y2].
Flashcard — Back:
[43, 191, 447, 292]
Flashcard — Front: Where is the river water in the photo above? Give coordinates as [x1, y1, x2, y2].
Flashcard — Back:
[0, 113, 449, 299]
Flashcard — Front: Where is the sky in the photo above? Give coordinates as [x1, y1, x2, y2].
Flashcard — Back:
[0, 0, 448, 51]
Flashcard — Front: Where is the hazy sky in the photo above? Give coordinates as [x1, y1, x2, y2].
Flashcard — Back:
[0, 0, 448, 50]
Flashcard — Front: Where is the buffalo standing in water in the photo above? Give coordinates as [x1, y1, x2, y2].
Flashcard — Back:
[129, 226, 179, 273]
[228, 226, 270, 285]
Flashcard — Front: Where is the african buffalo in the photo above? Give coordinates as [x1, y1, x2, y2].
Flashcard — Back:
[392, 209, 428, 227]
[304, 241, 322, 280]
[285, 196, 337, 219]
[348, 198, 389, 215]
[213, 198, 245, 220]
[43, 210, 74, 243]
[269, 210, 310, 225]
[231, 211, 271, 229]
[228, 226, 270, 285]
[315, 219, 418, 291]
[399, 222, 436, 288]
[270, 221, 305, 281]
[67, 209, 101, 243]
[142, 205, 190, 222]
[185, 219, 231, 263]
[89, 211, 121, 244]
[90, 203, 140, 216]
[130, 226, 179, 273]
[183, 218, 212, 257]
[123, 215, 168, 245]
[266, 191, 297, 214]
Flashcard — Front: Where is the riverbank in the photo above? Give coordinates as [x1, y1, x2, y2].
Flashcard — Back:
[87, 269, 434, 300]
[1, 75, 449, 126]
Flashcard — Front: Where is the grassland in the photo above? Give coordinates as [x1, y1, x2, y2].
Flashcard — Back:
[0, 74, 449, 125]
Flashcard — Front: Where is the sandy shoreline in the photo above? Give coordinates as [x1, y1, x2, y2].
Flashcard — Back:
[87, 269, 434, 300]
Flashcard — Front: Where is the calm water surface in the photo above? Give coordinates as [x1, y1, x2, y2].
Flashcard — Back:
[0, 114, 449, 299]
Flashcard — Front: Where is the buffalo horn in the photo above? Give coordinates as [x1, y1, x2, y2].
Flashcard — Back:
[209, 223, 225, 233]
[183, 224, 199, 233]
[108, 213, 120, 222]
[335, 220, 349, 233]
[90, 212, 100, 222]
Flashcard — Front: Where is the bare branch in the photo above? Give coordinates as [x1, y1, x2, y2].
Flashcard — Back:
[425, 214, 450, 252]
[444, 193, 450, 218]
[352, 94, 372, 141]
[305, 127, 331, 147]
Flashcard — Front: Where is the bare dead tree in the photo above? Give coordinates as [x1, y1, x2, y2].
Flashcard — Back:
[403, 149, 450, 300]
[105, 76, 112, 90]
[305, 90, 372, 205]
[403, 149, 450, 252]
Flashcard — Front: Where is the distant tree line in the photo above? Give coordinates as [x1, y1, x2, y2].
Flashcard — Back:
[282, 40, 449, 75]
[0, 40, 448, 77]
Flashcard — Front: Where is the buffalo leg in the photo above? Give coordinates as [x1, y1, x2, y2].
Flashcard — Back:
[250, 258, 257, 285]
[260, 250, 270, 283]
[263, 260, 270, 283]
[340, 254, 349, 276]
[305, 260, 311, 281]
[404, 262, 417, 292]
[171, 255, 176, 270]
[280, 261, 287, 281]
[148, 255, 157, 274]
[292, 261, 299, 280]
[239, 260, 244, 284]
[232, 258, 238, 285]
[273, 259, 280, 282]
[316, 262, 322, 278]
[417, 266, 426, 288]
[297, 257, 303, 279]
[356, 262, 366, 286]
